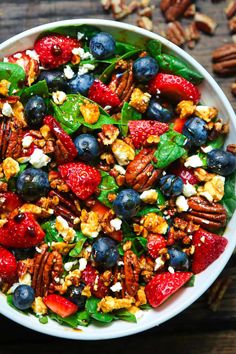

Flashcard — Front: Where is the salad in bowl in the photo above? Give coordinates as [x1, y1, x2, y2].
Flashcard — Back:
[0, 20, 235, 338]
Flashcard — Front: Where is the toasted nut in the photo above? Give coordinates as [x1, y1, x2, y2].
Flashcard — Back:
[194, 106, 218, 122]
[195, 12, 217, 34]
[2, 157, 20, 181]
[80, 209, 101, 238]
[166, 21, 186, 46]
[141, 213, 168, 234]
[227, 143, 236, 154]
[137, 16, 153, 31]
[112, 139, 135, 166]
[129, 88, 151, 113]
[0, 80, 10, 96]
[225, 0, 236, 19]
[31, 296, 48, 316]
[80, 101, 100, 124]
[176, 100, 196, 119]
[98, 296, 135, 313]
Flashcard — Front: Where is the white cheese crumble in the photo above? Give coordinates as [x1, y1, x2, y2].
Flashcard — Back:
[72, 47, 93, 60]
[176, 195, 189, 212]
[104, 105, 112, 111]
[22, 135, 33, 148]
[29, 148, 51, 169]
[78, 63, 96, 76]
[13, 53, 22, 59]
[35, 246, 43, 254]
[140, 189, 158, 204]
[199, 191, 214, 203]
[78, 258, 87, 271]
[114, 164, 126, 175]
[184, 155, 203, 168]
[64, 260, 78, 272]
[135, 309, 144, 320]
[2, 102, 13, 117]
[110, 218, 122, 231]
[201, 145, 213, 153]
[183, 183, 197, 198]
[85, 245, 92, 253]
[26, 49, 39, 62]
[110, 282, 122, 292]
[168, 266, 175, 274]
[64, 65, 75, 80]
[55, 216, 76, 243]
[52, 90, 67, 105]
[154, 257, 165, 271]
[117, 260, 124, 266]
[77, 32, 85, 40]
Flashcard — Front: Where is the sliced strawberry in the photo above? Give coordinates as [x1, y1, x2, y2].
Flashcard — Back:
[145, 271, 192, 308]
[128, 120, 169, 149]
[173, 117, 188, 133]
[0, 246, 17, 283]
[43, 115, 77, 163]
[0, 213, 45, 248]
[149, 73, 200, 103]
[169, 164, 199, 185]
[43, 294, 78, 318]
[58, 162, 101, 200]
[81, 264, 109, 298]
[0, 192, 22, 213]
[192, 228, 228, 274]
[147, 234, 167, 259]
[88, 80, 121, 108]
[34, 34, 80, 69]
[8, 50, 39, 85]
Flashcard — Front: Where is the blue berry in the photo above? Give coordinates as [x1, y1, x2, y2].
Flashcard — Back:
[11, 248, 35, 261]
[159, 174, 183, 197]
[168, 248, 189, 271]
[182, 117, 208, 146]
[68, 284, 86, 308]
[24, 95, 47, 128]
[147, 99, 173, 122]
[92, 237, 119, 269]
[113, 189, 140, 220]
[16, 168, 50, 202]
[89, 32, 116, 59]
[68, 74, 95, 96]
[207, 149, 236, 176]
[74, 134, 100, 162]
[38, 69, 68, 92]
[13, 285, 35, 310]
[133, 56, 159, 82]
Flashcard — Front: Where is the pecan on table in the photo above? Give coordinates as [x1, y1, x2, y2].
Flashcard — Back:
[212, 43, 236, 75]
[160, 0, 191, 22]
[125, 148, 161, 192]
[166, 21, 186, 47]
[124, 250, 140, 297]
[181, 196, 227, 231]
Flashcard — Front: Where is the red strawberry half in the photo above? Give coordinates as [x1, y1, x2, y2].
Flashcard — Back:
[58, 162, 101, 200]
[192, 228, 228, 274]
[0, 192, 22, 213]
[0, 246, 17, 283]
[147, 234, 167, 259]
[148, 73, 200, 103]
[82, 264, 109, 298]
[169, 164, 199, 185]
[34, 34, 80, 69]
[128, 120, 169, 149]
[43, 294, 78, 318]
[88, 80, 121, 108]
[145, 271, 192, 308]
[44, 115, 77, 163]
[0, 213, 45, 248]
[173, 117, 188, 134]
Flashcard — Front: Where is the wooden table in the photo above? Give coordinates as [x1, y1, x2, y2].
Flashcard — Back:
[0, 1, 236, 353]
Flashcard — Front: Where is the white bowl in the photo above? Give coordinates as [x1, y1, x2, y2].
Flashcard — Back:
[0, 19, 236, 340]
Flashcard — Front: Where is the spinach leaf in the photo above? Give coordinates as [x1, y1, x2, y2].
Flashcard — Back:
[115, 309, 137, 323]
[184, 275, 195, 287]
[20, 80, 49, 103]
[121, 221, 136, 238]
[207, 135, 225, 149]
[115, 41, 137, 55]
[41, 24, 100, 39]
[69, 233, 87, 257]
[97, 171, 119, 208]
[41, 220, 63, 244]
[156, 188, 166, 206]
[38, 316, 48, 324]
[147, 39, 162, 57]
[140, 303, 152, 310]
[132, 237, 147, 257]
[0, 62, 26, 94]
[221, 172, 236, 219]
[49, 310, 90, 328]
[153, 130, 186, 169]
[136, 205, 161, 217]
[120, 103, 142, 136]
[85, 297, 114, 323]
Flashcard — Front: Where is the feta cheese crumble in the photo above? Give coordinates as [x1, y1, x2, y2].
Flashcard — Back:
[184, 155, 203, 168]
[2, 102, 13, 117]
[110, 282, 123, 292]
[110, 218, 122, 231]
[64, 65, 75, 80]
[22, 135, 33, 148]
[29, 148, 51, 169]
[176, 195, 189, 212]
[72, 47, 93, 60]
[183, 183, 197, 198]
[78, 63, 96, 75]
[78, 258, 87, 271]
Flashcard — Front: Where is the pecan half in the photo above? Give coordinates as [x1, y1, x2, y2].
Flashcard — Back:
[181, 196, 227, 231]
[109, 61, 134, 107]
[212, 43, 236, 75]
[124, 250, 140, 296]
[166, 21, 186, 46]
[160, 0, 191, 22]
[0, 119, 24, 161]
[195, 12, 217, 35]
[229, 16, 236, 33]
[225, 0, 236, 19]
[125, 148, 161, 192]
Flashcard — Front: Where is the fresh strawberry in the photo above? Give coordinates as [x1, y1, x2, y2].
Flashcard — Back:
[169, 164, 199, 185]
[145, 271, 192, 308]
[0, 192, 22, 213]
[0, 246, 17, 283]
[59, 162, 101, 200]
[147, 234, 167, 259]
[148, 73, 201, 103]
[0, 213, 45, 248]
[88, 80, 121, 108]
[43, 115, 77, 162]
[34, 34, 80, 69]
[81, 264, 109, 298]
[173, 117, 188, 133]
[128, 120, 169, 149]
[43, 294, 78, 318]
[8, 50, 39, 85]
[192, 229, 228, 274]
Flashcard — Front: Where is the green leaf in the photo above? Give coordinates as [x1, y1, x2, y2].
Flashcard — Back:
[115, 309, 137, 323]
[156, 188, 166, 206]
[131, 237, 147, 257]
[147, 39, 162, 57]
[121, 221, 137, 238]
[140, 303, 152, 310]
[185, 275, 195, 287]
[85, 297, 114, 323]
[221, 172, 236, 219]
[0, 62, 26, 94]
[136, 205, 161, 217]
[120, 103, 142, 136]
[41, 24, 100, 39]
[41, 220, 63, 244]
[207, 135, 225, 149]
[154, 130, 187, 169]
[38, 316, 48, 324]
[20, 80, 49, 103]
[115, 41, 137, 55]
[49, 310, 90, 328]
[97, 171, 119, 208]
[69, 233, 87, 257]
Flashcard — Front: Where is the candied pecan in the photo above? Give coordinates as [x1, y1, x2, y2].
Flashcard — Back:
[166, 21, 186, 46]
[182, 196, 227, 231]
[124, 250, 140, 297]
[160, 0, 191, 22]
[109, 61, 134, 107]
[125, 148, 161, 192]
[231, 82, 236, 96]
[184, 3, 196, 17]
[0, 119, 24, 161]
[98, 124, 119, 146]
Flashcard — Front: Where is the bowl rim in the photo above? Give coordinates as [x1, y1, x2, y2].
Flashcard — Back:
[0, 18, 236, 341]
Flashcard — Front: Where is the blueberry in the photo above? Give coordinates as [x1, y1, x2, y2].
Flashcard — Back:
[74, 134, 100, 162]
[16, 168, 50, 202]
[68, 74, 95, 96]
[159, 174, 183, 197]
[37, 69, 68, 92]
[89, 32, 116, 59]
[133, 56, 159, 82]
[13, 285, 35, 310]
[24, 95, 47, 128]
[168, 248, 189, 271]
[207, 148, 236, 176]
[92, 237, 119, 268]
[113, 189, 140, 220]
[68, 284, 86, 308]
[147, 99, 173, 122]
[11, 248, 35, 260]
[182, 117, 208, 146]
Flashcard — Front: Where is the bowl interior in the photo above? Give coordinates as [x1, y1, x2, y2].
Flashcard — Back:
[0, 19, 236, 340]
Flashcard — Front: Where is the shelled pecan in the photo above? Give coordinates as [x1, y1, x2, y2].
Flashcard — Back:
[181, 196, 227, 231]
[124, 250, 140, 296]
[109, 61, 134, 107]
[125, 148, 161, 192]
[185, 22, 200, 49]
[160, 0, 191, 22]
[0, 119, 24, 161]
[227, 143, 236, 154]
[225, 0, 236, 19]
[195, 12, 217, 35]
[229, 16, 236, 33]
[212, 43, 236, 75]
[166, 21, 186, 46]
